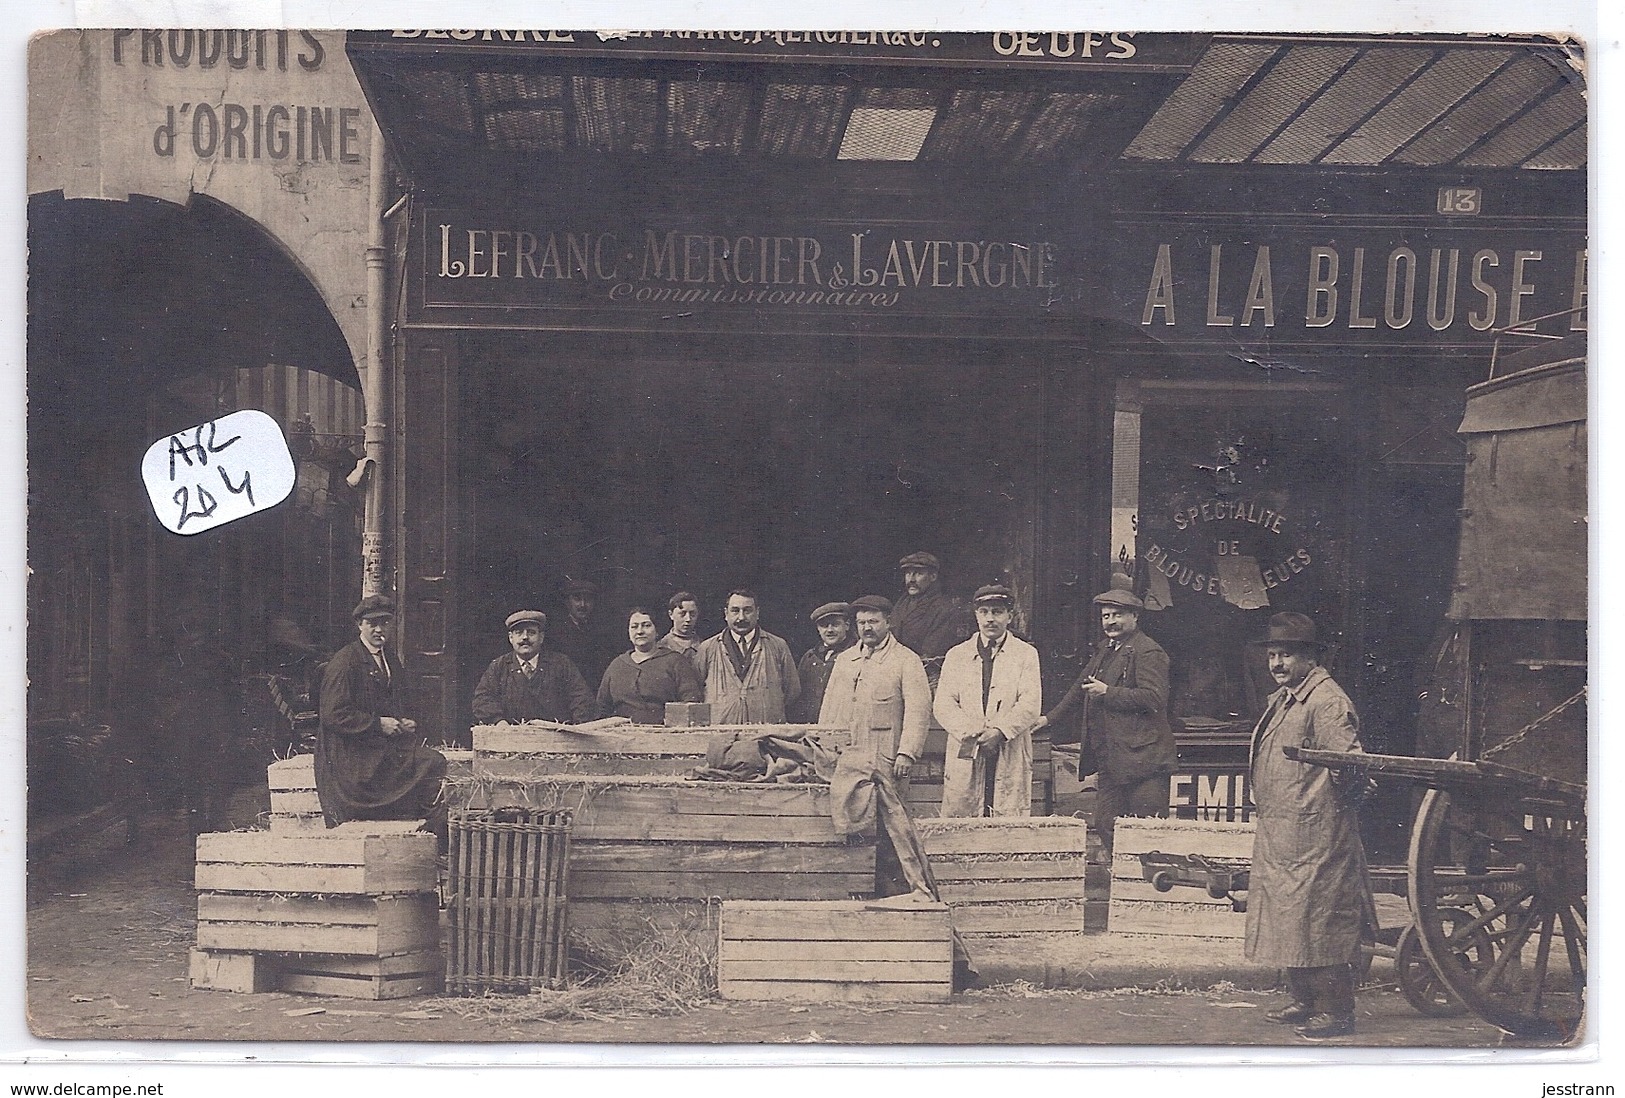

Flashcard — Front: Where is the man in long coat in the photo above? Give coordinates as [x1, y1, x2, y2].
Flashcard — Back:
[1245, 611, 1372, 1041]
[695, 589, 801, 724]
[934, 585, 1042, 817]
[472, 609, 597, 725]
[1031, 587, 1175, 855]
[317, 595, 448, 846]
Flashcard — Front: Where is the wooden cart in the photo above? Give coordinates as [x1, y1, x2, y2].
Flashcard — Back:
[1289, 321, 1587, 1040]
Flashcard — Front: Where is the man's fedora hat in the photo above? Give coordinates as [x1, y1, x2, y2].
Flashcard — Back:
[352, 594, 396, 621]
[1252, 611, 1326, 650]
[506, 610, 546, 631]
[1093, 588, 1145, 610]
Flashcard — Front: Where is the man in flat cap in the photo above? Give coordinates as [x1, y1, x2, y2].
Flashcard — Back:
[791, 601, 855, 723]
[472, 609, 596, 726]
[317, 595, 448, 845]
[934, 585, 1043, 817]
[1030, 582, 1174, 855]
[695, 588, 801, 724]
[551, 578, 615, 685]
[892, 551, 972, 686]
[1245, 611, 1372, 1041]
[818, 596, 932, 778]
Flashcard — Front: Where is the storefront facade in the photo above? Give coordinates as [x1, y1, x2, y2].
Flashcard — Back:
[346, 31, 1585, 846]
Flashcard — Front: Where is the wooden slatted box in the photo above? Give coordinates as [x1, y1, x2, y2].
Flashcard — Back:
[718, 899, 953, 1003]
[1108, 818, 1255, 941]
[195, 823, 437, 895]
[471, 723, 851, 779]
[916, 815, 1091, 935]
[267, 750, 473, 834]
[900, 728, 1054, 818]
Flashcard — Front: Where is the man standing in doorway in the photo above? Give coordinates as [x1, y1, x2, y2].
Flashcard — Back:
[695, 589, 801, 724]
[1030, 586, 1174, 856]
[317, 595, 448, 846]
[1246, 612, 1372, 1041]
[552, 578, 613, 684]
[892, 551, 971, 686]
[658, 590, 703, 663]
[792, 601, 854, 724]
[472, 610, 596, 726]
[934, 585, 1042, 817]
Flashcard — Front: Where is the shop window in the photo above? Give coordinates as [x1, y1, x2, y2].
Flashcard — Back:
[1112, 379, 1352, 729]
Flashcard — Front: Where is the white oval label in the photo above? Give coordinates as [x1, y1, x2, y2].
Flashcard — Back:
[141, 410, 296, 535]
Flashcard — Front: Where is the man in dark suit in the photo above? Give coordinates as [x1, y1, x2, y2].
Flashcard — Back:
[317, 595, 448, 846]
[1031, 586, 1174, 854]
[472, 609, 596, 726]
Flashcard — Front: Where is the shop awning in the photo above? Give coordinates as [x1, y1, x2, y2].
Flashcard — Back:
[346, 31, 1586, 186]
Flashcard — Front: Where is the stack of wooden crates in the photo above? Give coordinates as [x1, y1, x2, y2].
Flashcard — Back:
[190, 820, 442, 998]
[1108, 817, 1254, 946]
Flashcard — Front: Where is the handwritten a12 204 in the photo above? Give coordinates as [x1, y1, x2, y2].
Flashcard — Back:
[140, 410, 296, 535]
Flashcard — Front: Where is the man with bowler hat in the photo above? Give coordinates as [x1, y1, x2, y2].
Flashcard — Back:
[317, 595, 448, 845]
[472, 609, 597, 726]
[792, 601, 855, 724]
[934, 585, 1042, 817]
[1030, 582, 1174, 855]
[1246, 611, 1372, 1041]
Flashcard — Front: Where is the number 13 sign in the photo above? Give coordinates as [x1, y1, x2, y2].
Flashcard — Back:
[141, 410, 297, 535]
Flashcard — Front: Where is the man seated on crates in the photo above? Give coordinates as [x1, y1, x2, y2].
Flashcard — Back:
[317, 595, 448, 848]
[472, 609, 597, 726]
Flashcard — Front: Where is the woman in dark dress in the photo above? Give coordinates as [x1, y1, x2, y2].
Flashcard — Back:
[597, 606, 704, 725]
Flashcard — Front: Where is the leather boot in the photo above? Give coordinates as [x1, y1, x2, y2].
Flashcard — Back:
[1266, 968, 1316, 1024]
[1295, 964, 1355, 1039]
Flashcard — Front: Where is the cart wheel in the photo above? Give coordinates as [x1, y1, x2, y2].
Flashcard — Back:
[1408, 787, 1586, 1040]
[1396, 913, 1482, 1017]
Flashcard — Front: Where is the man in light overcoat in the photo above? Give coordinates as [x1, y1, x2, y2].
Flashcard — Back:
[934, 584, 1042, 817]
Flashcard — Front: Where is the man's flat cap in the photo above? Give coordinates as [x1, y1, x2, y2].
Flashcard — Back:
[352, 594, 396, 621]
[898, 551, 941, 571]
[561, 578, 598, 596]
[850, 595, 894, 615]
[1093, 588, 1145, 610]
[506, 610, 547, 630]
[809, 601, 852, 624]
[972, 584, 1014, 605]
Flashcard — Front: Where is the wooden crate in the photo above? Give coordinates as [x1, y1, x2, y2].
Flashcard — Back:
[196, 893, 440, 956]
[916, 816, 1090, 936]
[266, 750, 471, 831]
[718, 899, 953, 1002]
[450, 775, 848, 844]
[278, 951, 442, 1000]
[188, 948, 278, 993]
[571, 841, 874, 901]
[472, 724, 851, 780]
[900, 728, 1053, 818]
[195, 827, 437, 895]
[1109, 818, 1255, 940]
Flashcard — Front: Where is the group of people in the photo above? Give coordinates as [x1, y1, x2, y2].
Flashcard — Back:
[313, 551, 1372, 1041]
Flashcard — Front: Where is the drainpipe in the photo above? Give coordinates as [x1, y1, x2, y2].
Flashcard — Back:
[360, 122, 390, 598]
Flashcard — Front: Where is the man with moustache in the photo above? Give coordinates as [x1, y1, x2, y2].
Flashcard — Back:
[934, 585, 1042, 817]
[792, 602, 855, 724]
[658, 590, 703, 663]
[892, 552, 971, 685]
[472, 609, 596, 726]
[1245, 611, 1372, 1041]
[695, 589, 801, 724]
[1030, 585, 1174, 856]
[551, 578, 616, 685]
[818, 596, 932, 779]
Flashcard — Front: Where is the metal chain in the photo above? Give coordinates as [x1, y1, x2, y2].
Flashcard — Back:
[1481, 687, 1587, 760]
